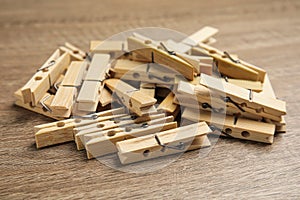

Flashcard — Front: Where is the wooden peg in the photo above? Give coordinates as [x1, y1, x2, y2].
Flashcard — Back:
[75, 113, 167, 150]
[182, 26, 219, 46]
[61, 61, 87, 87]
[127, 36, 195, 80]
[90, 40, 128, 55]
[116, 122, 212, 164]
[105, 78, 157, 116]
[84, 54, 110, 82]
[157, 92, 179, 116]
[199, 74, 286, 121]
[140, 83, 156, 98]
[14, 90, 63, 120]
[111, 61, 176, 85]
[192, 44, 266, 82]
[226, 78, 263, 92]
[182, 108, 276, 144]
[76, 80, 100, 112]
[21, 50, 70, 106]
[98, 87, 113, 107]
[60, 42, 86, 61]
[86, 119, 177, 159]
[34, 108, 125, 148]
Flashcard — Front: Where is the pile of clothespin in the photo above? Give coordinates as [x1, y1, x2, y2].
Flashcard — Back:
[14, 26, 286, 165]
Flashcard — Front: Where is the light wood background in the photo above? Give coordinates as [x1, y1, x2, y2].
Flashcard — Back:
[1, 0, 299, 199]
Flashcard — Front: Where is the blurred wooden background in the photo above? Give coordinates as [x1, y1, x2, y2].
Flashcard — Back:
[0, 0, 299, 199]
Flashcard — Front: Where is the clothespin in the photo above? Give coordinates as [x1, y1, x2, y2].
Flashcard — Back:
[60, 42, 86, 61]
[140, 83, 156, 98]
[84, 116, 176, 158]
[50, 61, 87, 117]
[127, 36, 195, 80]
[182, 108, 276, 144]
[163, 26, 219, 53]
[157, 92, 179, 117]
[90, 40, 128, 57]
[192, 43, 266, 82]
[21, 50, 71, 106]
[14, 90, 63, 120]
[116, 122, 212, 164]
[105, 78, 157, 116]
[226, 78, 263, 92]
[76, 54, 110, 112]
[111, 60, 177, 85]
[258, 74, 286, 133]
[34, 108, 125, 148]
[182, 26, 219, 47]
[74, 113, 167, 150]
[178, 74, 286, 122]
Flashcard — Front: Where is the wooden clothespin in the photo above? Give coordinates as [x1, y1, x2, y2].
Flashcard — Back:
[157, 92, 179, 117]
[60, 42, 86, 61]
[192, 43, 266, 82]
[111, 59, 177, 85]
[14, 90, 63, 120]
[140, 83, 156, 98]
[50, 61, 87, 118]
[226, 78, 263, 92]
[105, 78, 157, 116]
[127, 36, 195, 80]
[258, 74, 286, 133]
[182, 26, 219, 47]
[21, 50, 70, 106]
[90, 40, 128, 56]
[74, 113, 167, 150]
[76, 53, 110, 112]
[116, 122, 212, 164]
[163, 26, 219, 53]
[178, 74, 286, 122]
[34, 107, 125, 148]
[84, 116, 176, 158]
[182, 108, 276, 144]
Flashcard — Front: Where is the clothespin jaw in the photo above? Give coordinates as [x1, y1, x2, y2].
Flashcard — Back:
[116, 122, 212, 164]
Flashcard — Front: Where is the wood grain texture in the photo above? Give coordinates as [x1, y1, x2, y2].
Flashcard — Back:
[0, 0, 299, 199]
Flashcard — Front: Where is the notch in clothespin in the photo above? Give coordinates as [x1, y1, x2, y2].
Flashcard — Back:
[74, 113, 167, 150]
[84, 116, 176, 158]
[105, 78, 157, 116]
[127, 36, 195, 80]
[182, 108, 276, 144]
[34, 107, 125, 148]
[192, 43, 266, 82]
[116, 122, 212, 164]
[76, 54, 110, 112]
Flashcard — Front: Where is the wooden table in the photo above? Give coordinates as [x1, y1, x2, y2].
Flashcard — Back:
[1, 0, 299, 199]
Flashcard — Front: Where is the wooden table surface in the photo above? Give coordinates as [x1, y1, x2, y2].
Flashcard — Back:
[1, 0, 299, 199]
